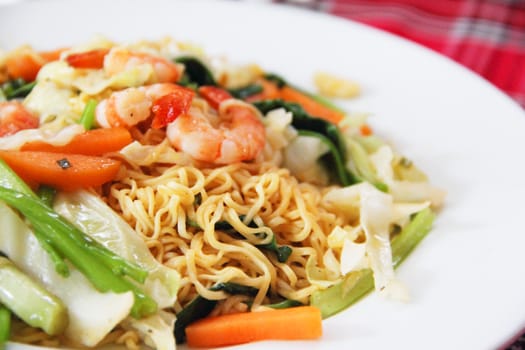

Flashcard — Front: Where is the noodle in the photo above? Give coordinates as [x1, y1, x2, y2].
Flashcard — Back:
[107, 154, 343, 311]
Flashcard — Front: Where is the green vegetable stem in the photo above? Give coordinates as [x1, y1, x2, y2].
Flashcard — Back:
[0, 256, 68, 336]
[0, 304, 10, 349]
[310, 208, 435, 318]
[79, 99, 97, 130]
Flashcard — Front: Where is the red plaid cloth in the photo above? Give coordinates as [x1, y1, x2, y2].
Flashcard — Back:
[273, 0, 525, 108]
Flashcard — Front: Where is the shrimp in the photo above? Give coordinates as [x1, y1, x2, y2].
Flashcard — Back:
[166, 86, 266, 164]
[0, 101, 39, 137]
[95, 83, 194, 129]
[104, 47, 183, 83]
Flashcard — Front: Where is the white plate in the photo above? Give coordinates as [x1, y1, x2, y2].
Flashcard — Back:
[2, 0, 525, 349]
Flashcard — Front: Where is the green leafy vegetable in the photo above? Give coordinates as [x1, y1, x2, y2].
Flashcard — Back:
[174, 295, 216, 344]
[265, 299, 303, 309]
[190, 215, 293, 263]
[228, 84, 263, 99]
[1, 79, 36, 100]
[297, 129, 354, 186]
[253, 99, 357, 186]
[310, 208, 435, 318]
[210, 282, 259, 296]
[175, 56, 217, 87]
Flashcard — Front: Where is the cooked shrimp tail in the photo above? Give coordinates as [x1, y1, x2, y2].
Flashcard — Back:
[167, 86, 266, 164]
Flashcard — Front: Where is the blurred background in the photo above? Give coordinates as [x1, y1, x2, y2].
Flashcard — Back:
[238, 0, 525, 109]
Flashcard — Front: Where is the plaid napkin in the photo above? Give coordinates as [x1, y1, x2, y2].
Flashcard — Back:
[273, 0, 525, 108]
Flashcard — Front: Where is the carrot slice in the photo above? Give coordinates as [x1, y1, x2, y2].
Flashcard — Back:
[359, 124, 373, 136]
[21, 127, 133, 156]
[0, 150, 121, 191]
[279, 86, 344, 124]
[38, 48, 67, 63]
[65, 49, 110, 69]
[5, 53, 43, 82]
[185, 306, 322, 348]
[5, 48, 67, 82]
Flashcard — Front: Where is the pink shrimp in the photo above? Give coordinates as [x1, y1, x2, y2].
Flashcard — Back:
[166, 86, 266, 164]
[104, 47, 183, 83]
[95, 83, 194, 129]
[0, 101, 39, 137]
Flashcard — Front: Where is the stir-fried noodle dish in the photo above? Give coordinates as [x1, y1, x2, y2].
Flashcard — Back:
[0, 37, 444, 349]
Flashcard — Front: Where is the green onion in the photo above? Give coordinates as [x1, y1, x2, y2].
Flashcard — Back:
[79, 99, 97, 130]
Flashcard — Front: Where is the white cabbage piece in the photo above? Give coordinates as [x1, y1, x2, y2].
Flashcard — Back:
[0, 124, 84, 151]
[119, 140, 192, 167]
[284, 133, 330, 185]
[263, 108, 296, 151]
[24, 79, 80, 126]
[305, 252, 341, 289]
[0, 202, 134, 347]
[53, 190, 180, 309]
[323, 182, 429, 300]
[53, 190, 180, 349]
[328, 226, 368, 275]
[124, 311, 176, 350]
[370, 145, 446, 207]
[38, 60, 154, 96]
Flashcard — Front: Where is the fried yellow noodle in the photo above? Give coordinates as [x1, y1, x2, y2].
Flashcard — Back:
[108, 125, 343, 312]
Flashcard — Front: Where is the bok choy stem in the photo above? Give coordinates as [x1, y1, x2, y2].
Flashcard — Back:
[310, 208, 435, 318]
[0, 188, 156, 319]
[0, 256, 68, 336]
[0, 304, 10, 348]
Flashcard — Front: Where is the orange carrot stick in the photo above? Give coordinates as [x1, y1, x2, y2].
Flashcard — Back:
[185, 306, 322, 348]
[21, 127, 133, 156]
[279, 86, 344, 124]
[0, 150, 122, 191]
